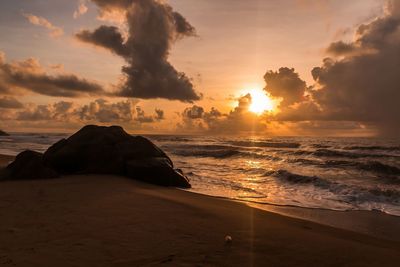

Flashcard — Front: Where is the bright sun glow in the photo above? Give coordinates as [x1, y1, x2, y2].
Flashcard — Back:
[248, 89, 274, 114]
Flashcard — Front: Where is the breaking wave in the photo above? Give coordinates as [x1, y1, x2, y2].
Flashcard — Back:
[228, 141, 301, 148]
[290, 148, 400, 159]
[264, 169, 400, 205]
[343, 145, 400, 152]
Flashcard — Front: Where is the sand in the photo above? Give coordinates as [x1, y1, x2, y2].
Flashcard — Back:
[0, 155, 400, 266]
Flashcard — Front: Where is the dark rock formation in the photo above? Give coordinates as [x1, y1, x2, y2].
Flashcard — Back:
[1, 150, 58, 180]
[0, 130, 9, 136]
[1, 125, 191, 188]
[126, 157, 190, 188]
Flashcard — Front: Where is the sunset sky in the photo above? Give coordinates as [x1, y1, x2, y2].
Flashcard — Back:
[0, 0, 399, 136]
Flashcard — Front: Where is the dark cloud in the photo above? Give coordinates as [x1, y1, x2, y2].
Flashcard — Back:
[0, 53, 105, 98]
[250, 1, 400, 136]
[0, 96, 23, 109]
[183, 105, 204, 119]
[310, 0, 400, 135]
[273, 101, 322, 122]
[264, 67, 306, 108]
[76, 0, 201, 102]
[325, 41, 358, 56]
[76, 25, 128, 57]
[155, 108, 165, 120]
[135, 106, 164, 123]
[52, 101, 75, 121]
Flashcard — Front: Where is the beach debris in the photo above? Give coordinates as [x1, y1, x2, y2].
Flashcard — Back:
[225, 235, 233, 244]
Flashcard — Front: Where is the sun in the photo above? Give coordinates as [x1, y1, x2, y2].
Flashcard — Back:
[248, 88, 274, 114]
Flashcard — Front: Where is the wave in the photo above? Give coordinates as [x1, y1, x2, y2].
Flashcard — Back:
[267, 170, 323, 185]
[290, 148, 399, 159]
[357, 161, 400, 175]
[167, 147, 283, 160]
[263, 169, 400, 204]
[147, 135, 193, 142]
[314, 149, 379, 158]
[228, 141, 301, 148]
[316, 160, 400, 176]
[169, 148, 242, 158]
[343, 145, 400, 152]
[162, 143, 248, 151]
[311, 144, 332, 149]
[286, 158, 323, 166]
[287, 157, 400, 176]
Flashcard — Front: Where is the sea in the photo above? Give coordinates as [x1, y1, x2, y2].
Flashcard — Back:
[1, 133, 400, 216]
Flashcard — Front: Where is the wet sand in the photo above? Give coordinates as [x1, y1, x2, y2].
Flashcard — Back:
[0, 154, 399, 266]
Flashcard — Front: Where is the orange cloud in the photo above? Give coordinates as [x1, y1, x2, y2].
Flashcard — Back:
[23, 13, 64, 37]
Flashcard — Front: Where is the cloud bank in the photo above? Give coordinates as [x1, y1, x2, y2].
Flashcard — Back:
[2, 98, 164, 126]
[0, 52, 105, 98]
[310, 0, 400, 135]
[0, 96, 23, 109]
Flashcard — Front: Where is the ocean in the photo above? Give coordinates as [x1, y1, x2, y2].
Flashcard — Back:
[1, 133, 400, 216]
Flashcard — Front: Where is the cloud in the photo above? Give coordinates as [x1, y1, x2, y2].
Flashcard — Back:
[325, 41, 359, 56]
[23, 13, 64, 37]
[264, 67, 307, 108]
[155, 109, 165, 120]
[17, 105, 53, 121]
[182, 105, 204, 119]
[310, 0, 400, 135]
[76, 26, 128, 56]
[0, 52, 105, 98]
[135, 106, 164, 123]
[16, 101, 75, 122]
[12, 98, 165, 127]
[0, 97, 24, 109]
[73, 0, 89, 19]
[76, 0, 201, 102]
[235, 1, 400, 136]
[77, 99, 136, 123]
[178, 94, 267, 134]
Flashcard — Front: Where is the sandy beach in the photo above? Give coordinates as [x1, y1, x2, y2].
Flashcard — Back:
[1, 155, 400, 266]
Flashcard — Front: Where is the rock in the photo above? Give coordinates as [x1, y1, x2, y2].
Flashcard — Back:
[0, 130, 9, 136]
[225, 235, 233, 244]
[126, 157, 191, 188]
[42, 125, 190, 188]
[1, 150, 58, 180]
[2, 125, 190, 188]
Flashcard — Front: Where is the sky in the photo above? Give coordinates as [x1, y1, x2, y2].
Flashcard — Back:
[1, 0, 399, 136]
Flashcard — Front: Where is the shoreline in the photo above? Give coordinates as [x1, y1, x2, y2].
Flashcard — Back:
[184, 190, 400, 242]
[2, 153, 400, 244]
